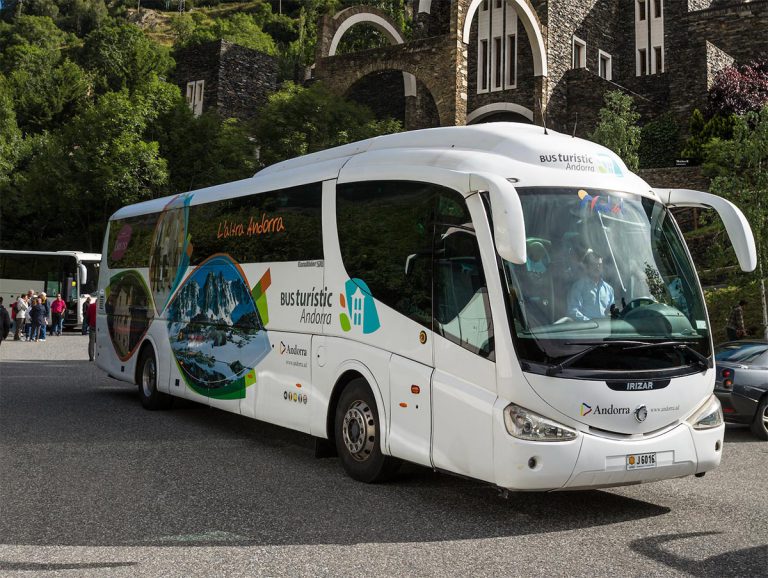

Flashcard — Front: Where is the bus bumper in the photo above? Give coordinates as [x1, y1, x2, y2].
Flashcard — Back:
[562, 423, 723, 489]
[494, 420, 724, 491]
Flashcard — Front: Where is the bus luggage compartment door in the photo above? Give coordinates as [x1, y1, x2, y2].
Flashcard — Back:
[388, 355, 433, 468]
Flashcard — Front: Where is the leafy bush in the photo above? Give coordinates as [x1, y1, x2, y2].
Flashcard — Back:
[639, 112, 680, 168]
[680, 109, 734, 163]
[709, 60, 768, 118]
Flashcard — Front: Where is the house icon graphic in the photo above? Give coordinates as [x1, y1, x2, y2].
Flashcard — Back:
[343, 278, 380, 334]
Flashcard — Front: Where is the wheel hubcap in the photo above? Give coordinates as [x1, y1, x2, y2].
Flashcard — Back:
[762, 405, 768, 429]
[142, 358, 156, 398]
[342, 400, 375, 461]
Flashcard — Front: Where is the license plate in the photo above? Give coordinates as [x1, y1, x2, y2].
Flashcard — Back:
[626, 452, 657, 470]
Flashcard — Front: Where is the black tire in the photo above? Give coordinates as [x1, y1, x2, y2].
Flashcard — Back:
[137, 348, 173, 410]
[750, 396, 768, 441]
[334, 378, 401, 483]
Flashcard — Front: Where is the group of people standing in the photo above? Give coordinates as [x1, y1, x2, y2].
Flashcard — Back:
[0, 292, 97, 357]
[6, 290, 68, 342]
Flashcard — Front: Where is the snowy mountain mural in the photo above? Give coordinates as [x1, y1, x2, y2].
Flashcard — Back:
[167, 255, 270, 399]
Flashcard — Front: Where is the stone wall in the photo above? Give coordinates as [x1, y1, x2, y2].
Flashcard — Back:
[173, 40, 277, 122]
[346, 70, 406, 122]
[706, 41, 735, 89]
[638, 166, 710, 232]
[218, 41, 278, 121]
[465, 5, 537, 122]
[173, 41, 221, 115]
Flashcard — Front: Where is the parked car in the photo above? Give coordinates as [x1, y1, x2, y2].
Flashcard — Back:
[714, 340, 768, 440]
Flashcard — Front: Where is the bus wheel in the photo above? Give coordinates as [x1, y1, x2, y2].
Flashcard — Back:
[334, 378, 401, 483]
[138, 348, 172, 410]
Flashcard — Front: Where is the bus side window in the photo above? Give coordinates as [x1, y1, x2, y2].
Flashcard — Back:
[434, 224, 494, 360]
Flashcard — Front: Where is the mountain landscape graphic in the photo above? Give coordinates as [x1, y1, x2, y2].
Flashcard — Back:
[167, 256, 270, 397]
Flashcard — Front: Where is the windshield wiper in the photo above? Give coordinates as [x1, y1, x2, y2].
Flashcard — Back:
[546, 340, 711, 376]
[623, 341, 713, 370]
[547, 340, 647, 376]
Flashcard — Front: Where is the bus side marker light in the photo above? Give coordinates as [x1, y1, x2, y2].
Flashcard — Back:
[411, 385, 420, 394]
[399, 402, 408, 408]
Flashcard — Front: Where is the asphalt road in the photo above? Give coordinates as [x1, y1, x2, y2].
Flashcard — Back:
[1, 334, 766, 577]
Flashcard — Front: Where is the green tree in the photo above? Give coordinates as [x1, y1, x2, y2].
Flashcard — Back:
[704, 106, 768, 339]
[56, 0, 108, 37]
[172, 12, 277, 55]
[80, 21, 174, 94]
[157, 103, 258, 193]
[253, 81, 402, 166]
[0, 76, 23, 187]
[8, 86, 175, 250]
[589, 90, 641, 172]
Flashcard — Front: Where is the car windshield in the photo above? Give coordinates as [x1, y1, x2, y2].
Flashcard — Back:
[500, 187, 710, 376]
[715, 342, 768, 364]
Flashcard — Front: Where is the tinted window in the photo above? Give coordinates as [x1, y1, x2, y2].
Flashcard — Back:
[435, 224, 494, 359]
[187, 183, 323, 265]
[715, 343, 768, 364]
[107, 213, 159, 269]
[337, 180, 470, 329]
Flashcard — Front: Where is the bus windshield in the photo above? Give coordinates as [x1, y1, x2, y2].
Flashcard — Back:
[501, 187, 710, 376]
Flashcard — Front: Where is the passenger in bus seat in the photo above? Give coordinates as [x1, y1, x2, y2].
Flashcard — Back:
[567, 250, 615, 321]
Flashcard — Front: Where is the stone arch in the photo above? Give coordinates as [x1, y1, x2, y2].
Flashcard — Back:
[320, 7, 417, 98]
[467, 102, 534, 124]
[462, 0, 547, 77]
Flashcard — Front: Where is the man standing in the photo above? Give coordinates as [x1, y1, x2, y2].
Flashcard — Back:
[726, 299, 748, 341]
[51, 293, 67, 336]
[87, 298, 97, 361]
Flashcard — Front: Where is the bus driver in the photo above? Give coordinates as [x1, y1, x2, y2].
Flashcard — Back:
[567, 250, 615, 321]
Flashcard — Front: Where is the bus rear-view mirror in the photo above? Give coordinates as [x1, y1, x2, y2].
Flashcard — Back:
[470, 173, 527, 265]
[79, 263, 88, 288]
[655, 188, 757, 272]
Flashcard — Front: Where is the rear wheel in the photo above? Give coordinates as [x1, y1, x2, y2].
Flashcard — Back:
[334, 378, 401, 483]
[138, 348, 173, 410]
[750, 396, 768, 441]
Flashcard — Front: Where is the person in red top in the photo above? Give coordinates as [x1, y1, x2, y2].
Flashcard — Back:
[50, 293, 67, 336]
[87, 300, 97, 361]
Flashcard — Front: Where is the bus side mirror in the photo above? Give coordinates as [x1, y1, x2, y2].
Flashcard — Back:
[79, 263, 88, 288]
[655, 188, 757, 272]
[470, 173, 527, 264]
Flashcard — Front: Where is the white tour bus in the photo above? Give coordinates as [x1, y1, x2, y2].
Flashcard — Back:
[95, 123, 756, 490]
[0, 250, 101, 328]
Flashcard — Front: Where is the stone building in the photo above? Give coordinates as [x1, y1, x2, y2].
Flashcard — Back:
[312, 0, 768, 135]
[173, 39, 278, 121]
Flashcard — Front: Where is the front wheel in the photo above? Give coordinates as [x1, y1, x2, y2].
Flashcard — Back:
[750, 396, 768, 441]
[334, 378, 401, 483]
[138, 348, 173, 410]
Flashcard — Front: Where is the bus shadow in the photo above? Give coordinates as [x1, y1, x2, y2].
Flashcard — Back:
[629, 532, 768, 577]
[0, 361, 671, 548]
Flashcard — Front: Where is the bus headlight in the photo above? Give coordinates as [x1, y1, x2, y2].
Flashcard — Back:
[503, 404, 578, 442]
[687, 394, 724, 430]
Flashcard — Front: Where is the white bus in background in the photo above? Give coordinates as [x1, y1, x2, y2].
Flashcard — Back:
[95, 123, 756, 491]
[0, 250, 101, 329]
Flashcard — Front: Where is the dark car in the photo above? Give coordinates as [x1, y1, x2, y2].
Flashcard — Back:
[714, 340, 768, 440]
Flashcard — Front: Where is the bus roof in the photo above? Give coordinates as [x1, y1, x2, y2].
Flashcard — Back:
[110, 123, 655, 220]
[0, 250, 101, 262]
